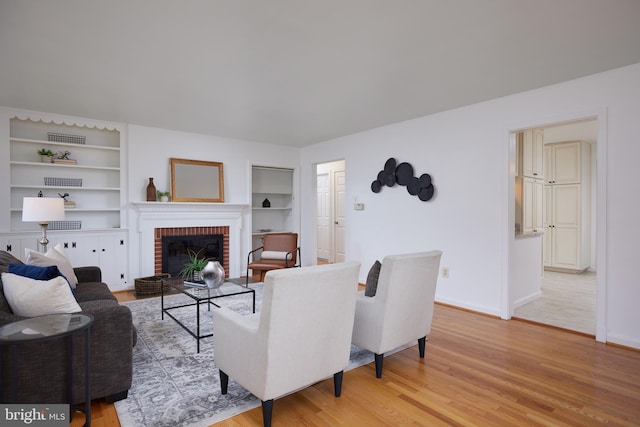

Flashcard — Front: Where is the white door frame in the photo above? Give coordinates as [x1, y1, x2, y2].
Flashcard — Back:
[503, 108, 607, 343]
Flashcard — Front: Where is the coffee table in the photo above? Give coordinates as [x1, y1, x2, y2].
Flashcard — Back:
[161, 277, 256, 353]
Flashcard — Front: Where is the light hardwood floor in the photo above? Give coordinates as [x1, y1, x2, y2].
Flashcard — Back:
[513, 270, 596, 335]
[71, 290, 640, 426]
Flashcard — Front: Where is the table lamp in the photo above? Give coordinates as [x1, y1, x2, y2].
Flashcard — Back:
[22, 196, 65, 252]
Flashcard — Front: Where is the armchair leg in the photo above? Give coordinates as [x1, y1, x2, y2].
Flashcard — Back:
[262, 399, 273, 427]
[374, 353, 384, 378]
[418, 336, 427, 358]
[220, 370, 229, 394]
[333, 371, 344, 397]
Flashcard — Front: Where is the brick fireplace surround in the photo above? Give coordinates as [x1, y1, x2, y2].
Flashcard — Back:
[134, 202, 248, 279]
[154, 226, 229, 276]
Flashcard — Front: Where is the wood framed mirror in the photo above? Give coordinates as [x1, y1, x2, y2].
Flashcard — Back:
[170, 158, 224, 202]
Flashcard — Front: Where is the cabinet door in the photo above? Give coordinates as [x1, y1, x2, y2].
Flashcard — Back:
[550, 184, 581, 269]
[553, 184, 580, 228]
[96, 235, 127, 287]
[533, 179, 544, 231]
[543, 145, 553, 184]
[552, 142, 581, 184]
[543, 186, 552, 266]
[0, 237, 37, 260]
[551, 227, 580, 269]
[522, 129, 544, 178]
[522, 177, 543, 234]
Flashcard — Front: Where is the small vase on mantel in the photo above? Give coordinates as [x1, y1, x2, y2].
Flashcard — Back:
[146, 178, 156, 201]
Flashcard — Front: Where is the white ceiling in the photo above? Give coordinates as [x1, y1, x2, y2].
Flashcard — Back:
[1, 1, 639, 147]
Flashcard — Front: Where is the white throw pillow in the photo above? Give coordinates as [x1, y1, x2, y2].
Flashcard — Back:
[1, 272, 81, 317]
[25, 245, 78, 288]
[260, 251, 293, 261]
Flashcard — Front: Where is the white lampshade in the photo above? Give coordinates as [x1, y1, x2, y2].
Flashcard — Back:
[22, 197, 66, 222]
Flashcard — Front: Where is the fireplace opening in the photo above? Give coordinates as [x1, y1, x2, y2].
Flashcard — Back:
[162, 234, 224, 277]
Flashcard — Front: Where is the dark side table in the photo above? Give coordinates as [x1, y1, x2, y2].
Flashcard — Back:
[0, 313, 94, 427]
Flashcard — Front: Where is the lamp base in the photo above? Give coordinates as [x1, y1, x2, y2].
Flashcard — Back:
[38, 222, 50, 253]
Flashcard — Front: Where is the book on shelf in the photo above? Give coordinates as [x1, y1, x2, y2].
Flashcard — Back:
[64, 201, 76, 208]
[53, 158, 77, 165]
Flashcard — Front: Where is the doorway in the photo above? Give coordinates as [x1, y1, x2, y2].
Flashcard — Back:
[510, 117, 600, 336]
[316, 160, 345, 263]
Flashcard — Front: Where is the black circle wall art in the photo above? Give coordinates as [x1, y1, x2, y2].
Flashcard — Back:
[370, 158, 436, 202]
[395, 162, 413, 186]
[384, 157, 396, 174]
[407, 177, 421, 195]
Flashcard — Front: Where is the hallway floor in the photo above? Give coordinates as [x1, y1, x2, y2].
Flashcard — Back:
[513, 270, 596, 335]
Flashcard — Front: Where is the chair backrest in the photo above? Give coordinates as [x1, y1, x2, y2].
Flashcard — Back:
[262, 232, 298, 264]
[371, 251, 442, 354]
[257, 261, 360, 400]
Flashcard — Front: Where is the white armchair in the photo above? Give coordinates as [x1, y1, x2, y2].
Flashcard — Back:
[351, 251, 442, 378]
[213, 261, 361, 427]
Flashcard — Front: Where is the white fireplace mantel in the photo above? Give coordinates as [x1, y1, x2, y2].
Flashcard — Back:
[133, 202, 249, 277]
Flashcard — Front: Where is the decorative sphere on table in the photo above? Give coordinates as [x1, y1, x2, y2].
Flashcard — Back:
[202, 260, 225, 289]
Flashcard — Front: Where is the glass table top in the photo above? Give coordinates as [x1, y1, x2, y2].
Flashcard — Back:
[162, 276, 254, 300]
[0, 313, 93, 342]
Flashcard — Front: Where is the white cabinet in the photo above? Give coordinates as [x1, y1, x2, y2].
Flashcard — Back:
[515, 130, 544, 236]
[543, 141, 591, 272]
[251, 166, 295, 247]
[521, 129, 544, 179]
[45, 231, 128, 288]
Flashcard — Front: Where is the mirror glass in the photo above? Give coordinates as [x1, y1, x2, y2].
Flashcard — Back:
[170, 158, 224, 202]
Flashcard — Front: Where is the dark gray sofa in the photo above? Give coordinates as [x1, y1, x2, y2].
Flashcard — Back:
[0, 250, 136, 404]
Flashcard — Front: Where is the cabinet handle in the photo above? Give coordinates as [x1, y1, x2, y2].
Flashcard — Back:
[533, 173, 538, 176]
[6, 244, 12, 252]
[102, 248, 106, 252]
[92, 249, 97, 253]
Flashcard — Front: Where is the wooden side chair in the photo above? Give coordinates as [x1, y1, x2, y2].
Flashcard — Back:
[246, 232, 300, 286]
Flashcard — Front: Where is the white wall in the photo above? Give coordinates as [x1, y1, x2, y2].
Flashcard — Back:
[299, 63, 640, 349]
[126, 124, 300, 280]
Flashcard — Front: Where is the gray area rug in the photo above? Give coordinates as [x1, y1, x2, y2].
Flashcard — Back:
[114, 283, 374, 427]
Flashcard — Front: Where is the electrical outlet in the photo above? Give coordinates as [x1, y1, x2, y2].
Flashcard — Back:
[354, 203, 365, 210]
[441, 267, 449, 278]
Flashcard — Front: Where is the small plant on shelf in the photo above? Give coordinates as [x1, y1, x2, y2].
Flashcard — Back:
[156, 190, 170, 202]
[178, 249, 209, 281]
[37, 148, 54, 162]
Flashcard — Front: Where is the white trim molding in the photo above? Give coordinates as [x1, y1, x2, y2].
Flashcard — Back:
[133, 202, 249, 278]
